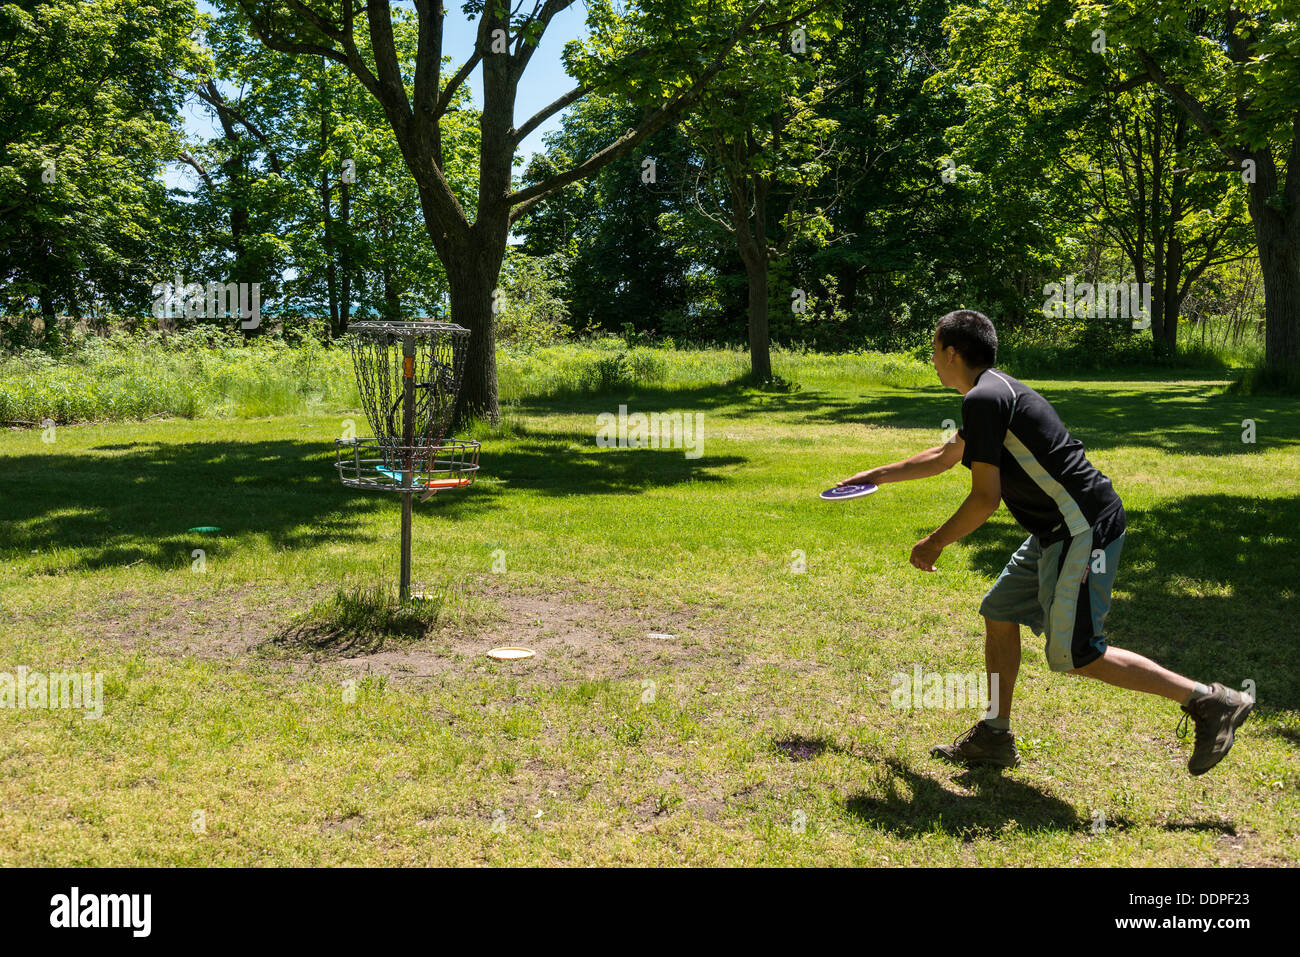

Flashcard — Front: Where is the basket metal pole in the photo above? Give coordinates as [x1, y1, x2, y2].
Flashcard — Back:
[400, 334, 416, 604]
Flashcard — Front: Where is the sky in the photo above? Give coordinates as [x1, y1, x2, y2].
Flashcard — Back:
[169, 1, 592, 191]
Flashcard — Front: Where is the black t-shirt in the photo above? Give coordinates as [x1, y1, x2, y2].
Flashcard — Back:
[958, 368, 1122, 544]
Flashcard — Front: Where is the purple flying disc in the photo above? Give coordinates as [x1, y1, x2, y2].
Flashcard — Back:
[820, 483, 878, 501]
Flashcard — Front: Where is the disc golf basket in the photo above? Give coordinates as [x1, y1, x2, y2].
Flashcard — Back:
[335, 320, 480, 604]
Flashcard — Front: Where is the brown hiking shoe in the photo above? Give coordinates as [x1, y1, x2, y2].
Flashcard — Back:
[930, 721, 1020, 769]
[1178, 683, 1254, 776]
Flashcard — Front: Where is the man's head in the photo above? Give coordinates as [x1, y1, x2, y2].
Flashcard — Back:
[932, 310, 997, 390]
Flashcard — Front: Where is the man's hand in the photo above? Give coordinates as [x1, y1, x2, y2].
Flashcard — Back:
[909, 463, 1000, 573]
[838, 440, 964, 488]
[838, 468, 880, 487]
[910, 535, 943, 572]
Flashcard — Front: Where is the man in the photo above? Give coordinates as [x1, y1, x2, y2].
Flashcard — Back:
[841, 310, 1253, 774]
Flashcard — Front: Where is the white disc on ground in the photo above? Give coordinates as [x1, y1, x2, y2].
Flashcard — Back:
[487, 647, 535, 660]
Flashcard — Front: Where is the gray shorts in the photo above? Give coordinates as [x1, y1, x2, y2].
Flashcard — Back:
[979, 509, 1126, 672]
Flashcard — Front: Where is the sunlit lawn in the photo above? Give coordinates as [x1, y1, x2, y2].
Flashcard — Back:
[1, 352, 1297, 865]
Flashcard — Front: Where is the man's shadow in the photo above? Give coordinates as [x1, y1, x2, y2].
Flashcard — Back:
[843, 754, 1087, 839]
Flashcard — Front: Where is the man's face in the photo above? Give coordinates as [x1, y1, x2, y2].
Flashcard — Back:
[931, 332, 952, 387]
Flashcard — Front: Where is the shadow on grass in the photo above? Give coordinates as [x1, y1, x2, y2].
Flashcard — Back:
[772, 735, 831, 761]
[845, 757, 1081, 839]
[274, 615, 427, 657]
[841, 749, 1250, 837]
[1162, 820, 1239, 835]
[272, 584, 442, 657]
[0, 433, 745, 571]
[275, 621, 397, 657]
[1265, 725, 1300, 747]
[845, 756, 1246, 838]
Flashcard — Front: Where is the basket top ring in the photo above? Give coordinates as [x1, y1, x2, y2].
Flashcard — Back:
[347, 320, 469, 339]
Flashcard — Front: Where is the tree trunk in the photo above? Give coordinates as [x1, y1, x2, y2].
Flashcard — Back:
[446, 241, 504, 425]
[1238, 140, 1300, 371]
[1160, 235, 1183, 355]
[743, 251, 772, 381]
[39, 282, 59, 351]
[339, 178, 352, 336]
[212, 92, 256, 340]
[323, 172, 339, 337]
[380, 219, 402, 323]
[319, 72, 339, 340]
[1148, 101, 1169, 358]
[1255, 221, 1300, 371]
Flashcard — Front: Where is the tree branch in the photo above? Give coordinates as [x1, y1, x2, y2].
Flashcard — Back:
[1134, 47, 1245, 164]
[511, 0, 574, 79]
[194, 79, 284, 176]
[412, 0, 443, 125]
[506, 0, 799, 223]
[436, 12, 492, 115]
[237, 1, 350, 68]
[237, 1, 386, 106]
[512, 83, 587, 146]
[177, 150, 216, 191]
[366, 0, 410, 120]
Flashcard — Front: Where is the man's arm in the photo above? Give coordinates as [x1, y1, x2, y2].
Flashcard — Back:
[909, 462, 1001, 572]
[840, 436, 964, 487]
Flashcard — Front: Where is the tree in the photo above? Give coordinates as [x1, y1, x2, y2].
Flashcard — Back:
[664, 4, 843, 379]
[514, 93, 699, 337]
[183, 3, 482, 337]
[792, 0, 1055, 351]
[1108, 0, 1300, 372]
[1062, 83, 1252, 356]
[939, 2, 1255, 357]
[233, 0, 820, 422]
[0, 0, 201, 347]
[962, 0, 1300, 370]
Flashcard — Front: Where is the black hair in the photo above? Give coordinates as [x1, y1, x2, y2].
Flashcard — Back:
[935, 310, 997, 368]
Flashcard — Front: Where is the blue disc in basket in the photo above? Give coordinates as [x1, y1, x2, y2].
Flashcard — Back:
[820, 483, 878, 501]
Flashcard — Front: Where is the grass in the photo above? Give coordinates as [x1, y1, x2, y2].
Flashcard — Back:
[0, 350, 1297, 865]
[277, 585, 447, 655]
[3, 322, 1279, 428]
[0, 330, 997, 427]
[0, 330, 360, 424]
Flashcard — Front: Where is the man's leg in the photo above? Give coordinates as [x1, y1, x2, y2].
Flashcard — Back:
[1054, 529, 1252, 776]
[930, 539, 1039, 769]
[1067, 646, 1194, 702]
[985, 617, 1020, 719]
[930, 616, 1024, 768]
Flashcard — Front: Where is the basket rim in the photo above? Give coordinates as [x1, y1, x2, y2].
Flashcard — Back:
[333, 437, 480, 493]
[346, 320, 468, 338]
[335, 436, 480, 451]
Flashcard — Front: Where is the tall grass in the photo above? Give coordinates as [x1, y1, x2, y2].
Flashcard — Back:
[0, 322, 1280, 428]
[0, 329, 358, 425]
[497, 339, 935, 397]
[276, 584, 446, 655]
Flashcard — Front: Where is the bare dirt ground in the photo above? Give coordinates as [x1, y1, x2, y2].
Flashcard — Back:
[71, 579, 731, 685]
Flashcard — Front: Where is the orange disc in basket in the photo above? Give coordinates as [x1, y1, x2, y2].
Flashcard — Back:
[422, 477, 471, 488]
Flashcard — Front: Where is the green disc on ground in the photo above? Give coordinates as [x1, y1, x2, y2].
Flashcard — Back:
[188, 526, 222, 533]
